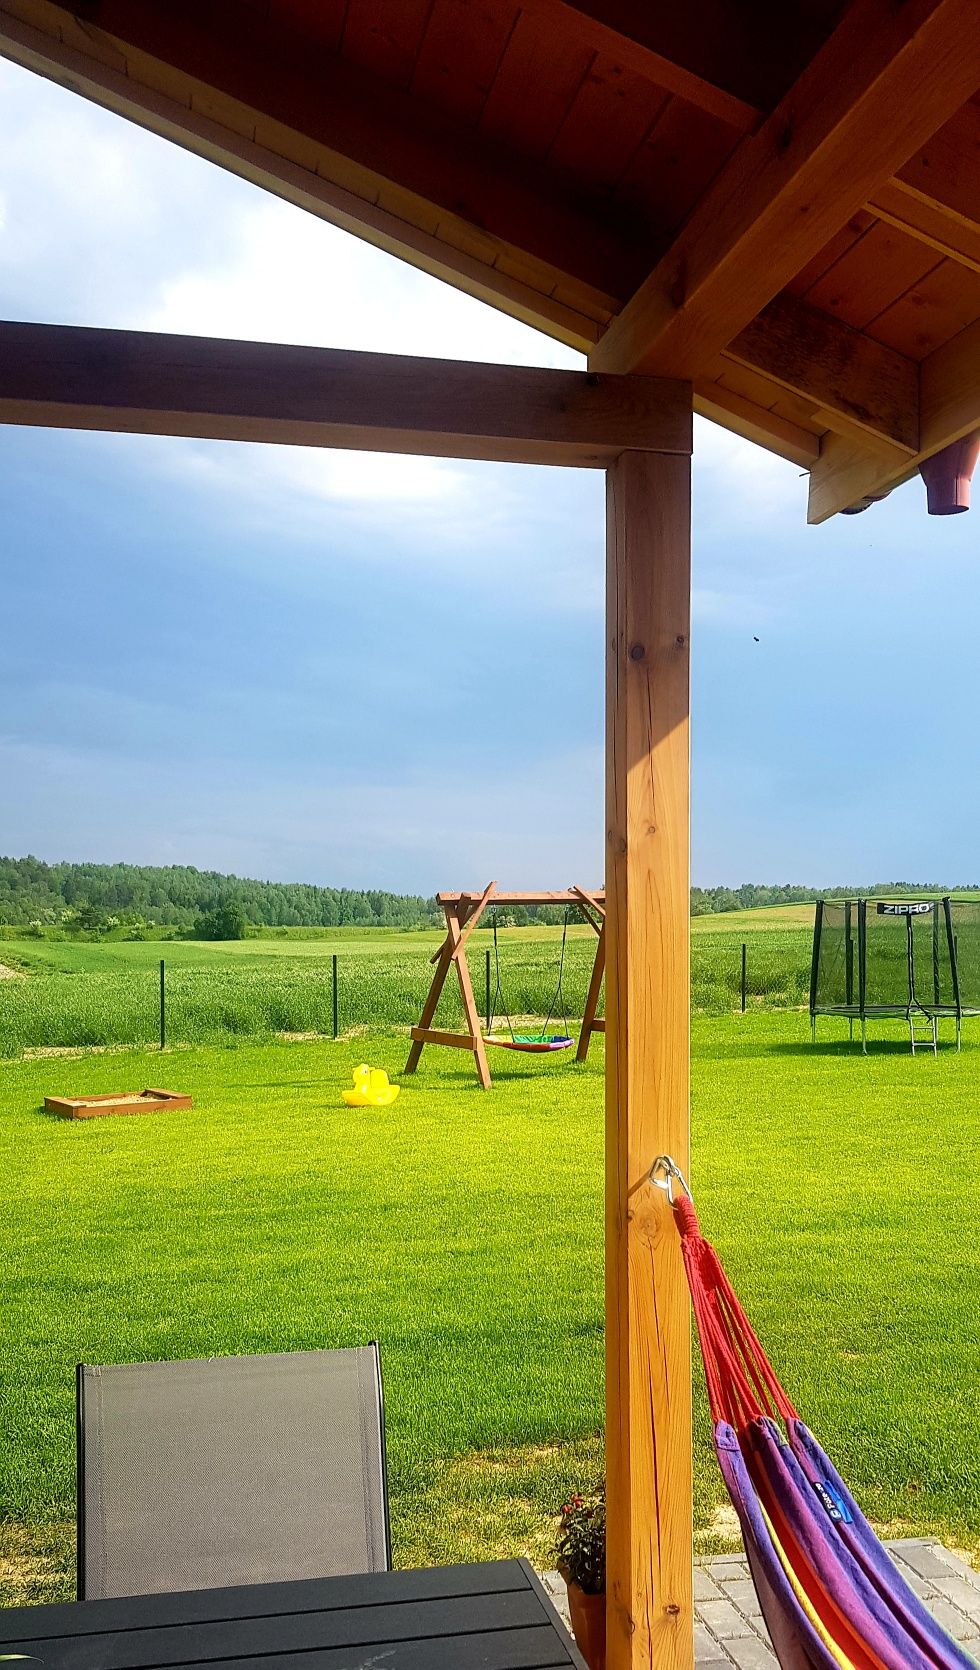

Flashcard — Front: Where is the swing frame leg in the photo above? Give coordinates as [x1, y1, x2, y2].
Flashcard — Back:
[406, 898, 492, 1087]
[577, 920, 606, 1061]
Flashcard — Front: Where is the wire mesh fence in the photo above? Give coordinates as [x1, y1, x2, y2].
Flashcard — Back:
[0, 929, 815, 1056]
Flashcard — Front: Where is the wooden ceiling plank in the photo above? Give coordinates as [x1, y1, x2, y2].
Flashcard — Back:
[864, 257, 980, 359]
[612, 95, 741, 244]
[0, 3, 608, 352]
[478, 10, 594, 164]
[340, 0, 435, 92]
[589, 0, 980, 378]
[801, 219, 942, 331]
[894, 100, 980, 232]
[725, 294, 919, 451]
[544, 55, 669, 199]
[409, 0, 518, 128]
[807, 313, 980, 520]
[785, 213, 875, 297]
[0, 320, 693, 465]
[869, 179, 980, 274]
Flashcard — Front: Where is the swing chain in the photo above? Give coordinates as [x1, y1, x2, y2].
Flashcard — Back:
[649, 1154, 693, 1204]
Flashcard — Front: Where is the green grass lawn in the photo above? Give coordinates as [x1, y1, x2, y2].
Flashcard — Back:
[2, 1010, 979, 1604]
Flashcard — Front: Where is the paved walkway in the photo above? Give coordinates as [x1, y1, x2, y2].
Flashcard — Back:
[542, 1541, 980, 1668]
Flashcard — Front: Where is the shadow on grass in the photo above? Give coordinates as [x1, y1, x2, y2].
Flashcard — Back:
[766, 1039, 957, 1057]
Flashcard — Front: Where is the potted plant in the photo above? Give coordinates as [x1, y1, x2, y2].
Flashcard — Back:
[555, 1485, 605, 1670]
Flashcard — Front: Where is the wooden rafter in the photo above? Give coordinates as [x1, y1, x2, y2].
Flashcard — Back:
[808, 314, 980, 521]
[589, 0, 980, 377]
[0, 321, 692, 466]
[869, 181, 980, 275]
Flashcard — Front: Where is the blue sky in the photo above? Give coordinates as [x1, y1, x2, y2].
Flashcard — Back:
[2, 57, 978, 895]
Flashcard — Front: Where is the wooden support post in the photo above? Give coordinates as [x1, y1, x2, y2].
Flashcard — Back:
[576, 922, 606, 1062]
[605, 448, 692, 1670]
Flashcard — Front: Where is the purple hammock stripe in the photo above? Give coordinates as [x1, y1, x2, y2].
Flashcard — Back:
[788, 1420, 979, 1670]
[748, 1417, 939, 1670]
[716, 1422, 842, 1670]
[715, 1419, 978, 1670]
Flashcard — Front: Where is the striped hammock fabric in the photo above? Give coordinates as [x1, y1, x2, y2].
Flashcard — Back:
[671, 1193, 978, 1670]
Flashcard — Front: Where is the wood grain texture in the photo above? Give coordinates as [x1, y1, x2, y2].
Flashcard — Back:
[726, 294, 919, 451]
[589, 0, 980, 376]
[0, 322, 691, 466]
[605, 449, 693, 1670]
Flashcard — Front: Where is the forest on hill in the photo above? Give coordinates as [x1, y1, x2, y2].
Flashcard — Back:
[0, 857, 973, 934]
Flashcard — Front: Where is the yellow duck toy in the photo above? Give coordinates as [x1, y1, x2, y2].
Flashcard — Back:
[342, 1063, 400, 1107]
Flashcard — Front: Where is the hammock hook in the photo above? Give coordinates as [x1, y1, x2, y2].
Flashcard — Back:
[649, 1154, 693, 1205]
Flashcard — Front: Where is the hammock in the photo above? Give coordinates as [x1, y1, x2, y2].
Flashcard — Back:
[654, 1159, 976, 1670]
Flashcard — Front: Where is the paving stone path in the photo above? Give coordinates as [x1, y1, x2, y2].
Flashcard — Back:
[542, 1540, 980, 1668]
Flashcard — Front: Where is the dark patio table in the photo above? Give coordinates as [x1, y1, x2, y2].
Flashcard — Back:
[0, 1558, 587, 1670]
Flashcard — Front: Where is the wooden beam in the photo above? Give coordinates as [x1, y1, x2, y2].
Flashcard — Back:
[605, 449, 692, 1670]
[0, 322, 692, 467]
[590, 0, 980, 377]
[694, 383, 821, 469]
[725, 295, 920, 453]
[1, 0, 638, 302]
[807, 315, 980, 521]
[869, 179, 980, 275]
[437, 891, 607, 905]
[409, 1028, 479, 1052]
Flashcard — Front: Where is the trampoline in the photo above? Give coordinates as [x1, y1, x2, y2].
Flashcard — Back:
[809, 896, 980, 1054]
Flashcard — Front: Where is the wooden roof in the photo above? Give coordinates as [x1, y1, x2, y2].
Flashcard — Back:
[2, 0, 979, 520]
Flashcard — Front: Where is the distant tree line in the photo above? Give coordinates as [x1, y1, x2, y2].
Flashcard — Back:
[0, 856, 440, 932]
[690, 881, 978, 915]
[1, 858, 975, 937]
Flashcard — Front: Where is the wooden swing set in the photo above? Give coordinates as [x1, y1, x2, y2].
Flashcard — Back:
[405, 882, 605, 1088]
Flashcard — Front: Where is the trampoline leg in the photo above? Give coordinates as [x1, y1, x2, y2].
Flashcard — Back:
[848, 1017, 854, 1043]
[811, 1014, 816, 1045]
[861, 1018, 867, 1056]
[957, 1016, 962, 1052]
[932, 1017, 938, 1056]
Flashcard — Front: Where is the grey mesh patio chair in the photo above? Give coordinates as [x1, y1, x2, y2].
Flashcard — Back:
[76, 1344, 390, 1599]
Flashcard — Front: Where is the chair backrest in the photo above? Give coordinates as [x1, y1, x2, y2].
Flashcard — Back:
[77, 1344, 390, 1599]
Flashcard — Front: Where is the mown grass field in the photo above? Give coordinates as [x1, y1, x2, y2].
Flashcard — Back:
[2, 1010, 978, 1606]
[0, 913, 814, 1054]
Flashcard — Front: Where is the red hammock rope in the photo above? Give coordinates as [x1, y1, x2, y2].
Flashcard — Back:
[672, 1194, 798, 1432]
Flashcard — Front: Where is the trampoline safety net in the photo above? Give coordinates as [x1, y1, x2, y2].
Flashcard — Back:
[810, 897, 980, 1051]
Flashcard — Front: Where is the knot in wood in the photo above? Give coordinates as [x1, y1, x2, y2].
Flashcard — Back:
[628, 641, 645, 662]
[664, 1603, 681, 1617]
[675, 634, 687, 648]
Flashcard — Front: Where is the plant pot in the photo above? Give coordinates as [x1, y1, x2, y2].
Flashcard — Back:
[564, 1577, 606, 1670]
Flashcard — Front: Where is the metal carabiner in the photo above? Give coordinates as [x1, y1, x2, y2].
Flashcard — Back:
[649, 1154, 693, 1205]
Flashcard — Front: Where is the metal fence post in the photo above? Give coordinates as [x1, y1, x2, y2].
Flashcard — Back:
[741, 942, 747, 1013]
[485, 948, 491, 1030]
[159, 958, 166, 1050]
[332, 953, 339, 1039]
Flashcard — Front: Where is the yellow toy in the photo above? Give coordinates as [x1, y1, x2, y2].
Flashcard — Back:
[342, 1063, 400, 1107]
